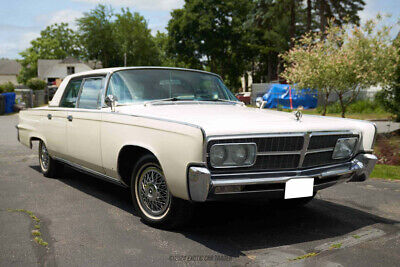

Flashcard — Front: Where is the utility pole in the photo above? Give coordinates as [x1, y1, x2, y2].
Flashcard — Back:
[124, 52, 127, 67]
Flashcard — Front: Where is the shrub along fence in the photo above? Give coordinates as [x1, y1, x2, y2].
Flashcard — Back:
[14, 88, 49, 109]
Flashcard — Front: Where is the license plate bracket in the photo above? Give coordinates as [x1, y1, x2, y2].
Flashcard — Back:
[284, 178, 314, 199]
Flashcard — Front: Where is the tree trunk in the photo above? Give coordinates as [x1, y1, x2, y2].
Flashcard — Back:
[244, 72, 248, 92]
[319, 0, 327, 35]
[338, 93, 346, 118]
[289, 0, 296, 47]
[322, 90, 330, 116]
[307, 0, 312, 32]
[267, 54, 272, 82]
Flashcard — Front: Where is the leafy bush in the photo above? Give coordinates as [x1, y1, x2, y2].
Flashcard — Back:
[0, 81, 15, 93]
[376, 85, 400, 122]
[27, 78, 47, 91]
[317, 99, 386, 114]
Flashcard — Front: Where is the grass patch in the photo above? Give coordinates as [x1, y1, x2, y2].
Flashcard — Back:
[371, 165, 400, 180]
[353, 235, 361, 239]
[34, 237, 48, 247]
[31, 230, 41, 236]
[330, 243, 342, 249]
[249, 99, 394, 120]
[8, 209, 48, 247]
[290, 252, 318, 261]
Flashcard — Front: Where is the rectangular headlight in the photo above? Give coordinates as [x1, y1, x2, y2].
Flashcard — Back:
[209, 143, 257, 168]
[332, 137, 358, 159]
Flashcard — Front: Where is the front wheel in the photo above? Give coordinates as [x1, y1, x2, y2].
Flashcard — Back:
[130, 155, 192, 228]
[38, 140, 63, 178]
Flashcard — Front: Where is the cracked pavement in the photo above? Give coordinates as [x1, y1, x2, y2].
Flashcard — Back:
[1, 114, 400, 266]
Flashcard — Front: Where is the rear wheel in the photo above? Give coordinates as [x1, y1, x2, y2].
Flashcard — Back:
[38, 140, 63, 178]
[130, 154, 192, 228]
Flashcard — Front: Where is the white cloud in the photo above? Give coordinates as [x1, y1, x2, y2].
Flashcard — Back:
[36, 9, 83, 29]
[0, 31, 40, 58]
[72, 0, 184, 11]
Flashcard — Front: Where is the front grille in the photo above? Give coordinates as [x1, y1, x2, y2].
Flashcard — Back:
[207, 132, 358, 174]
[308, 134, 358, 149]
[206, 136, 304, 152]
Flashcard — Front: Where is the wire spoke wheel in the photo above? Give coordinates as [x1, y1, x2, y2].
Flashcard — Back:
[40, 143, 50, 171]
[136, 166, 171, 219]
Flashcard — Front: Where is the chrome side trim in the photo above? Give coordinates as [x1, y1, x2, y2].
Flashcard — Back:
[54, 157, 128, 187]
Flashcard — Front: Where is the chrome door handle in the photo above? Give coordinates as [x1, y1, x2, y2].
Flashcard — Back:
[67, 115, 73, 122]
[47, 114, 52, 120]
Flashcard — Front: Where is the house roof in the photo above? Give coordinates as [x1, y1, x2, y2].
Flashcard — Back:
[0, 59, 21, 75]
[37, 58, 101, 78]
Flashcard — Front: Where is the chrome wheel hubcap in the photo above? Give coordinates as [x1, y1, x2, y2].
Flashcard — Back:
[40, 143, 49, 171]
[137, 167, 170, 217]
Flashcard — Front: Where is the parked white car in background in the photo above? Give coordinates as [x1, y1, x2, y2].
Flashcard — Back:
[17, 67, 377, 227]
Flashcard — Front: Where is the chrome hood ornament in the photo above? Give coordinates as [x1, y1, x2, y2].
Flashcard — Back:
[293, 106, 303, 121]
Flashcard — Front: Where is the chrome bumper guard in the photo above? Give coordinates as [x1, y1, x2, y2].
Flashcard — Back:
[188, 153, 377, 202]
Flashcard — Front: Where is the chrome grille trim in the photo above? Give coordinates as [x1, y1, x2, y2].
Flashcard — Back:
[257, 151, 302, 156]
[306, 147, 335, 154]
[298, 132, 311, 168]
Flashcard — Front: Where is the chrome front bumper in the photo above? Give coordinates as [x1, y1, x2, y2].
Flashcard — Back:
[187, 153, 377, 202]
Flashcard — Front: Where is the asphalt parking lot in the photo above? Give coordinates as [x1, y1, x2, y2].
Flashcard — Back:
[1, 114, 400, 266]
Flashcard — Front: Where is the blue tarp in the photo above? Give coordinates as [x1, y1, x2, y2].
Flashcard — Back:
[262, 84, 317, 109]
[2, 92, 15, 114]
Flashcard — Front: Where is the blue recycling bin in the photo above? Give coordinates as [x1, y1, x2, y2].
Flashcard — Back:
[2, 92, 16, 114]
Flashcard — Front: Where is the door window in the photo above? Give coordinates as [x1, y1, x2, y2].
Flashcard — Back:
[60, 79, 82, 108]
[77, 78, 104, 109]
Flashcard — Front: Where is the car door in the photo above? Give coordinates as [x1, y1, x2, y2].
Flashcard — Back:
[65, 76, 105, 173]
[44, 78, 83, 158]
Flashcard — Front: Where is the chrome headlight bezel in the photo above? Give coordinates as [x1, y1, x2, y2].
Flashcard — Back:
[209, 143, 257, 168]
[332, 137, 358, 160]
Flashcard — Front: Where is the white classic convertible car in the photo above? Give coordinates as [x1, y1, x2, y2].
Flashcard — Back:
[17, 67, 377, 227]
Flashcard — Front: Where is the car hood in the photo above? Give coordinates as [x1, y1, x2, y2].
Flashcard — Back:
[116, 103, 375, 145]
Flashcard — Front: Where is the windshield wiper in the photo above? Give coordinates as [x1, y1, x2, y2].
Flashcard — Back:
[144, 97, 187, 106]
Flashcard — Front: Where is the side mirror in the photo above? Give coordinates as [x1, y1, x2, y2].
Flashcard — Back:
[105, 95, 118, 112]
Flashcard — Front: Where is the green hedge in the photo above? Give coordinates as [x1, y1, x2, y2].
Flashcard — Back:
[27, 78, 47, 91]
[317, 99, 386, 114]
[0, 82, 15, 93]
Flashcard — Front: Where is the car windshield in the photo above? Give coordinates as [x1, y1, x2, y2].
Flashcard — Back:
[106, 69, 238, 104]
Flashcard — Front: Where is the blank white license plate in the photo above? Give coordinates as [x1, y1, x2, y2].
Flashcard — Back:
[284, 178, 314, 199]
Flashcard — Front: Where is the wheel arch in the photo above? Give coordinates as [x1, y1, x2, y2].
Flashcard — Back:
[117, 144, 160, 186]
[29, 135, 46, 149]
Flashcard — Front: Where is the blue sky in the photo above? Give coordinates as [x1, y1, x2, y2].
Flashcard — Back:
[0, 0, 399, 59]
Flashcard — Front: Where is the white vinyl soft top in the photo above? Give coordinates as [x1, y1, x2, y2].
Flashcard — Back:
[49, 67, 221, 107]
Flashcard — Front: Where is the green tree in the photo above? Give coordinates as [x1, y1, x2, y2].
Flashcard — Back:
[246, 0, 306, 83]
[114, 8, 160, 66]
[18, 23, 79, 84]
[77, 5, 118, 67]
[376, 35, 400, 121]
[154, 31, 187, 67]
[281, 18, 400, 118]
[167, 0, 254, 90]
[316, 0, 365, 33]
